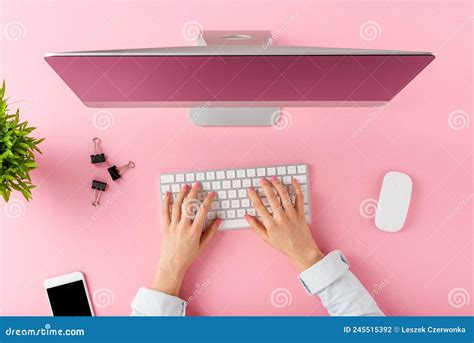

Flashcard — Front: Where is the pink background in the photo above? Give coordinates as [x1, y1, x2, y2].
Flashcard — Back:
[0, 0, 472, 316]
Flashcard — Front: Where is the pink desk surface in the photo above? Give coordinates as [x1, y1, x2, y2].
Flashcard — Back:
[1, 0, 472, 316]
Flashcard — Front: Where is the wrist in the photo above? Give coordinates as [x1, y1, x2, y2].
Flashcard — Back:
[290, 247, 324, 272]
[151, 263, 187, 296]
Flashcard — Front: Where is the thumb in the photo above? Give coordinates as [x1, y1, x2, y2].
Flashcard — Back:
[244, 214, 268, 241]
[200, 218, 222, 249]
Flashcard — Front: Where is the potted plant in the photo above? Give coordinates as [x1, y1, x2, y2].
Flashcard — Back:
[0, 81, 44, 201]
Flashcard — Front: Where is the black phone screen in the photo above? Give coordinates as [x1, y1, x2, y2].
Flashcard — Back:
[46, 280, 92, 316]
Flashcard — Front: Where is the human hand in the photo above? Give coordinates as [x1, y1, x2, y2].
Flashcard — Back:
[244, 176, 324, 272]
[152, 182, 222, 296]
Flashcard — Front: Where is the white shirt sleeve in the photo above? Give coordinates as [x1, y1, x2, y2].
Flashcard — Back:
[298, 250, 384, 316]
[131, 287, 186, 316]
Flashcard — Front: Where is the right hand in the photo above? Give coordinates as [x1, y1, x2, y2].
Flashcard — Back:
[244, 176, 324, 272]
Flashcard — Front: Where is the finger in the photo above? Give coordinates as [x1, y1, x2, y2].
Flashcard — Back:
[244, 214, 268, 242]
[247, 187, 272, 225]
[162, 191, 171, 227]
[270, 176, 295, 215]
[182, 182, 201, 223]
[171, 184, 190, 223]
[259, 178, 282, 214]
[199, 217, 222, 250]
[292, 178, 305, 217]
[193, 191, 216, 229]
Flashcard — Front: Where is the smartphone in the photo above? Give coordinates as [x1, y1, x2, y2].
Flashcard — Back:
[44, 272, 94, 316]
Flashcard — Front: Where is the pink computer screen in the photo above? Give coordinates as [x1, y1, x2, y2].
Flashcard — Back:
[45, 54, 434, 106]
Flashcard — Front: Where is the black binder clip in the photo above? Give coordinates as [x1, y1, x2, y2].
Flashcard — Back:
[91, 180, 107, 206]
[90, 137, 106, 164]
[108, 161, 135, 181]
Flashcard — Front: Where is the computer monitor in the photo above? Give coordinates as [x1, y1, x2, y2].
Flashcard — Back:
[45, 30, 434, 126]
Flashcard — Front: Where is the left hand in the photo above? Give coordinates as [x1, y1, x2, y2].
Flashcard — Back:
[152, 182, 222, 296]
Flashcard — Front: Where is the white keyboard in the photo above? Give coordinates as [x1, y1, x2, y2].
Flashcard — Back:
[159, 164, 311, 230]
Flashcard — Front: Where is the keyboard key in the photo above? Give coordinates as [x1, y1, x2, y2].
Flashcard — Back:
[247, 208, 256, 216]
[277, 167, 286, 175]
[226, 210, 236, 218]
[297, 165, 307, 173]
[206, 171, 215, 180]
[171, 184, 180, 193]
[207, 212, 216, 220]
[220, 218, 248, 230]
[216, 171, 226, 179]
[287, 166, 297, 174]
[231, 200, 240, 208]
[202, 182, 211, 191]
[294, 175, 307, 184]
[185, 173, 195, 182]
[217, 191, 227, 199]
[212, 181, 221, 190]
[238, 189, 247, 198]
[283, 176, 292, 185]
[232, 179, 241, 188]
[237, 209, 246, 218]
[217, 211, 226, 219]
[212, 201, 220, 210]
[176, 174, 185, 182]
[252, 178, 260, 187]
[160, 175, 174, 184]
[196, 173, 205, 181]
[221, 200, 230, 209]
[161, 185, 170, 193]
[228, 190, 237, 199]
[226, 170, 236, 179]
[241, 199, 250, 207]
[257, 168, 266, 176]
[237, 169, 246, 177]
[267, 167, 276, 176]
[198, 192, 206, 201]
[242, 179, 251, 188]
[222, 180, 231, 189]
[247, 169, 256, 177]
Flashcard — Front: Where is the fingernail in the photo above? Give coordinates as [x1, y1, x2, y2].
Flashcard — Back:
[182, 184, 189, 189]
[270, 176, 277, 182]
[165, 191, 170, 196]
[209, 191, 216, 196]
[247, 187, 254, 193]
[293, 177, 299, 184]
[243, 214, 250, 220]
[260, 177, 267, 184]
[194, 181, 201, 188]
[216, 218, 223, 226]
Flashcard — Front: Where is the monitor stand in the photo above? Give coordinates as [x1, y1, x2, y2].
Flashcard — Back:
[188, 30, 281, 127]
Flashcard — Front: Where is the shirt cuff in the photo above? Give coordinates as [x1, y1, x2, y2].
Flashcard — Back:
[298, 250, 349, 295]
[131, 287, 186, 316]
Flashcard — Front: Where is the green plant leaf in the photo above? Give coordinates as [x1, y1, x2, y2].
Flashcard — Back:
[0, 80, 44, 202]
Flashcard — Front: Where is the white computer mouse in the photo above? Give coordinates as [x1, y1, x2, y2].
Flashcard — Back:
[375, 171, 412, 232]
